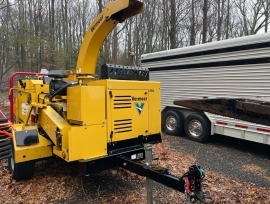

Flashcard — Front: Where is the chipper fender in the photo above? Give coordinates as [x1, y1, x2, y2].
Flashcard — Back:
[8, 124, 53, 181]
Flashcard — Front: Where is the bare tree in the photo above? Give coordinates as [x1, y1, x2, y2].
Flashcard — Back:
[1, 0, 270, 82]
[217, 0, 226, 41]
[169, 0, 177, 49]
[225, 0, 231, 39]
[202, 0, 208, 43]
[19, 0, 26, 71]
[263, 0, 270, 33]
[49, 0, 55, 69]
[235, 0, 268, 35]
[190, 0, 196, 45]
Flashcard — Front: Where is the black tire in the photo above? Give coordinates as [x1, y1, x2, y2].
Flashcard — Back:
[8, 141, 35, 181]
[184, 113, 211, 143]
[162, 110, 184, 136]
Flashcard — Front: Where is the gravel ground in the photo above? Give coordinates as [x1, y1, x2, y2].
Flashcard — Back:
[165, 134, 270, 187]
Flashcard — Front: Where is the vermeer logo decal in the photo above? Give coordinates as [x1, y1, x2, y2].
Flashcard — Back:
[132, 97, 147, 101]
[134, 103, 145, 115]
[91, 15, 103, 32]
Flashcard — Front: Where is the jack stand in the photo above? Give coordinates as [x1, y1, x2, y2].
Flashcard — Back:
[144, 144, 153, 204]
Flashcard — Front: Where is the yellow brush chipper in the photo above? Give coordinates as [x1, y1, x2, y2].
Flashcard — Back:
[0, 0, 214, 203]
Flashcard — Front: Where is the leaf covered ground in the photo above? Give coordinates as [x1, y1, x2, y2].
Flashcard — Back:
[0, 137, 270, 204]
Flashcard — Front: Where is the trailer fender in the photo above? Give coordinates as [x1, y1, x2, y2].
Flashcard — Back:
[203, 112, 215, 135]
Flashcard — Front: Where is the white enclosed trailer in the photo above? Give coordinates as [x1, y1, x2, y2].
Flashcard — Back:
[141, 33, 270, 144]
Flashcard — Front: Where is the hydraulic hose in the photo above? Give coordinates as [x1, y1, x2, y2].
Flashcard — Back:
[0, 110, 12, 138]
[0, 130, 13, 138]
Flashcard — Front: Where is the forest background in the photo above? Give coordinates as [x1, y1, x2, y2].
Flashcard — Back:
[0, 0, 269, 91]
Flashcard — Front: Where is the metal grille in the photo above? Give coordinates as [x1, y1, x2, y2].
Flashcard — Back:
[113, 96, 132, 109]
[100, 64, 149, 81]
[114, 119, 132, 133]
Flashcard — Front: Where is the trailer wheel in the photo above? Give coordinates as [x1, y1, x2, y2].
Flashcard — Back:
[8, 141, 35, 181]
[162, 110, 184, 136]
[184, 113, 210, 143]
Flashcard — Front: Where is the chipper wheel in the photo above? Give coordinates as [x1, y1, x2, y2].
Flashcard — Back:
[8, 140, 35, 181]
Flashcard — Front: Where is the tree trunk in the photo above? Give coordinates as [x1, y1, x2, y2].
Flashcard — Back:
[50, 0, 55, 69]
[127, 19, 132, 56]
[190, 0, 195, 45]
[112, 28, 118, 63]
[38, 1, 43, 71]
[218, 0, 225, 41]
[19, 0, 26, 71]
[98, 0, 102, 13]
[225, 0, 230, 39]
[202, 0, 208, 43]
[265, 0, 269, 33]
[169, 0, 177, 49]
[62, 0, 68, 69]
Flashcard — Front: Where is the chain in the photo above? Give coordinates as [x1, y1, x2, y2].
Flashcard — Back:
[184, 178, 190, 204]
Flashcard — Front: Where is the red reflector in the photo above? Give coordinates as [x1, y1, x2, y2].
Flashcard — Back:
[257, 127, 270, 133]
[216, 121, 227, 126]
[235, 124, 248, 129]
[30, 114, 35, 123]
